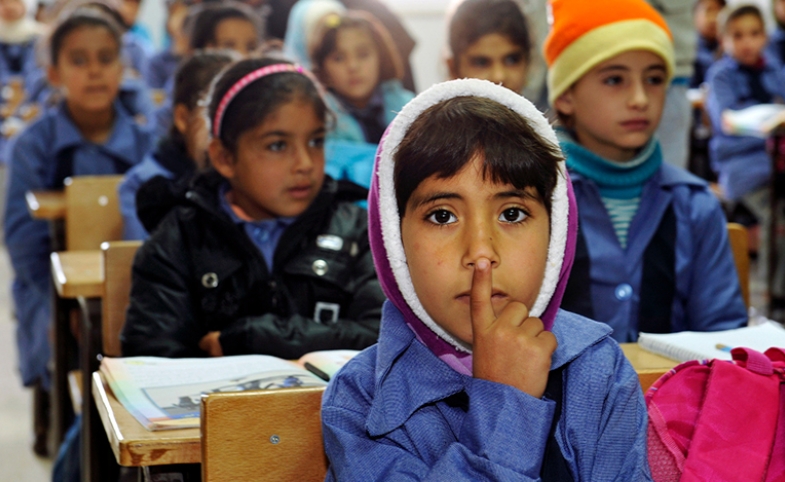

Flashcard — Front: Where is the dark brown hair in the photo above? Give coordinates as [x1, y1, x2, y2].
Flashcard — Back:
[718, 4, 765, 35]
[310, 10, 404, 85]
[49, 7, 123, 66]
[394, 96, 562, 215]
[449, 0, 532, 67]
[207, 57, 328, 154]
[189, 1, 263, 51]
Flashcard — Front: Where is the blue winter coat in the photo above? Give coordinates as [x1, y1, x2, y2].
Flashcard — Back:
[3, 101, 152, 386]
[705, 56, 785, 200]
[322, 301, 652, 481]
[324, 79, 414, 188]
[565, 162, 747, 342]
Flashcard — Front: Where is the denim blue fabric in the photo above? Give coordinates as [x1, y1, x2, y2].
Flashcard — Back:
[145, 49, 181, 90]
[118, 152, 174, 240]
[322, 301, 652, 481]
[567, 161, 747, 342]
[3, 101, 152, 386]
[705, 55, 785, 200]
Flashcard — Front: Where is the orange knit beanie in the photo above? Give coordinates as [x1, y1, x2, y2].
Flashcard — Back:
[543, 0, 675, 105]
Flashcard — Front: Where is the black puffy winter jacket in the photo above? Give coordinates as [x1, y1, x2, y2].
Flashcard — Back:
[120, 171, 384, 359]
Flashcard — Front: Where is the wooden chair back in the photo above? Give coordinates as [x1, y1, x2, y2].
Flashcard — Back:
[727, 223, 750, 308]
[201, 387, 328, 482]
[64, 175, 124, 250]
[101, 240, 141, 357]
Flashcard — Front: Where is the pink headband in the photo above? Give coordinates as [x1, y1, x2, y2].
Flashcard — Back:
[212, 63, 310, 138]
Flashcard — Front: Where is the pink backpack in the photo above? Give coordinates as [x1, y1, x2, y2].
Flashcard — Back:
[646, 347, 785, 482]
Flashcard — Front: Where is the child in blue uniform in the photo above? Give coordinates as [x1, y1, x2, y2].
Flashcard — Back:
[322, 78, 650, 480]
[4, 8, 152, 389]
[310, 10, 414, 188]
[706, 4, 785, 310]
[547, 0, 746, 341]
[119, 50, 234, 240]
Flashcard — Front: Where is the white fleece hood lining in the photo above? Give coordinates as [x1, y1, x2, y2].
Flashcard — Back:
[377, 78, 569, 352]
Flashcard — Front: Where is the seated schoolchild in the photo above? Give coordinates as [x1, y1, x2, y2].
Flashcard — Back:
[766, 0, 785, 67]
[546, 0, 746, 341]
[310, 10, 414, 188]
[119, 50, 235, 240]
[322, 79, 650, 480]
[144, 0, 190, 90]
[121, 58, 384, 359]
[4, 8, 152, 391]
[691, 0, 725, 87]
[706, 4, 785, 312]
[445, 0, 531, 97]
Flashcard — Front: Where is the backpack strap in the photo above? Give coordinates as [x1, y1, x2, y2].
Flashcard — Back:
[638, 204, 676, 334]
[541, 364, 575, 482]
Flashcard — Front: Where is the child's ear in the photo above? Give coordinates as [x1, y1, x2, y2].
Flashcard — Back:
[208, 138, 237, 180]
[46, 65, 61, 88]
[446, 57, 458, 80]
[172, 104, 190, 137]
[553, 90, 576, 116]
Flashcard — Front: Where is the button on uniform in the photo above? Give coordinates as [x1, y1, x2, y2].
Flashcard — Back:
[615, 283, 633, 301]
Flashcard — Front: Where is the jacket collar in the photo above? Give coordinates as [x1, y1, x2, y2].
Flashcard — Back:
[52, 100, 142, 166]
[366, 302, 611, 437]
[569, 151, 706, 189]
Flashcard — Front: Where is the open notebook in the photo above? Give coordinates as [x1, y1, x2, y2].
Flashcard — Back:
[638, 323, 785, 362]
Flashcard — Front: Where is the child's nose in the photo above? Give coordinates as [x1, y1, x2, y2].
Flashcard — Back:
[292, 144, 315, 172]
[461, 220, 500, 269]
[489, 64, 506, 86]
[628, 79, 649, 109]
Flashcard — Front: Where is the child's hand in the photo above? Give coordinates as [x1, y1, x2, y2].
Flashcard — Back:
[199, 331, 224, 357]
[470, 258, 557, 399]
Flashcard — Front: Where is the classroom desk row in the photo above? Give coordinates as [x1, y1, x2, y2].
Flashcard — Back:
[91, 344, 678, 469]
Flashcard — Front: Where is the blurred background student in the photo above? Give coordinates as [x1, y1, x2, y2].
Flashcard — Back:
[310, 10, 413, 188]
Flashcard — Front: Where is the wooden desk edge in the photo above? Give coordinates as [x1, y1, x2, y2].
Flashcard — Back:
[50, 251, 105, 299]
[26, 190, 66, 220]
[92, 372, 201, 467]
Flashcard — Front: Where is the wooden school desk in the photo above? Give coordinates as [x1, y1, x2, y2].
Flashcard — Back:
[26, 189, 66, 221]
[92, 346, 679, 474]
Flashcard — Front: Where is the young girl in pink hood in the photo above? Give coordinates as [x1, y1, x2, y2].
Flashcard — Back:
[321, 79, 651, 480]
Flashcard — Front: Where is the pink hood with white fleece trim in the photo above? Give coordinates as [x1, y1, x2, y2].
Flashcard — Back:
[367, 78, 579, 376]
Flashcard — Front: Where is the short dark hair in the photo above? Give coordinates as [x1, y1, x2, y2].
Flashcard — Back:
[394, 96, 562, 216]
[449, 0, 532, 66]
[693, 0, 726, 13]
[718, 4, 765, 35]
[189, 1, 263, 51]
[310, 10, 404, 85]
[168, 50, 236, 145]
[206, 57, 329, 154]
[49, 7, 123, 66]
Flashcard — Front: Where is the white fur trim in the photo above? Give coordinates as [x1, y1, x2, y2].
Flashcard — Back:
[377, 78, 568, 352]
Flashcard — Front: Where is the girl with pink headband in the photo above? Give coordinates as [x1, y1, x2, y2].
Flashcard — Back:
[122, 58, 384, 373]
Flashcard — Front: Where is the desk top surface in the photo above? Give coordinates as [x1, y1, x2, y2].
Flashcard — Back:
[93, 372, 201, 467]
[26, 190, 65, 220]
[93, 344, 677, 468]
[51, 250, 104, 299]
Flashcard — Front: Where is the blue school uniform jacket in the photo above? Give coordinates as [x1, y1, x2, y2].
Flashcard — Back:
[765, 27, 785, 68]
[562, 161, 747, 342]
[705, 55, 785, 200]
[118, 152, 173, 240]
[324, 79, 414, 188]
[322, 302, 651, 481]
[145, 49, 181, 90]
[3, 101, 152, 386]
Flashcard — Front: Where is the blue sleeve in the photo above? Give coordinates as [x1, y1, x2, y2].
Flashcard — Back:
[706, 64, 755, 130]
[684, 192, 747, 331]
[562, 341, 653, 481]
[322, 370, 556, 481]
[324, 139, 378, 189]
[119, 160, 173, 240]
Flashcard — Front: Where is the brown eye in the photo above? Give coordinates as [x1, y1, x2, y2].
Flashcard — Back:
[426, 210, 457, 225]
[500, 208, 527, 223]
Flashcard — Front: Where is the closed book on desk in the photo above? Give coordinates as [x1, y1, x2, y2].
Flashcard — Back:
[638, 322, 785, 362]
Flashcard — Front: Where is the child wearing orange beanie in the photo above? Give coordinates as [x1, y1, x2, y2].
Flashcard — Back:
[546, 0, 747, 342]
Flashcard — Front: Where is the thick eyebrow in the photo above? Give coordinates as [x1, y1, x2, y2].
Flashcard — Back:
[597, 65, 630, 74]
[253, 126, 326, 140]
[409, 188, 540, 210]
[644, 65, 667, 73]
